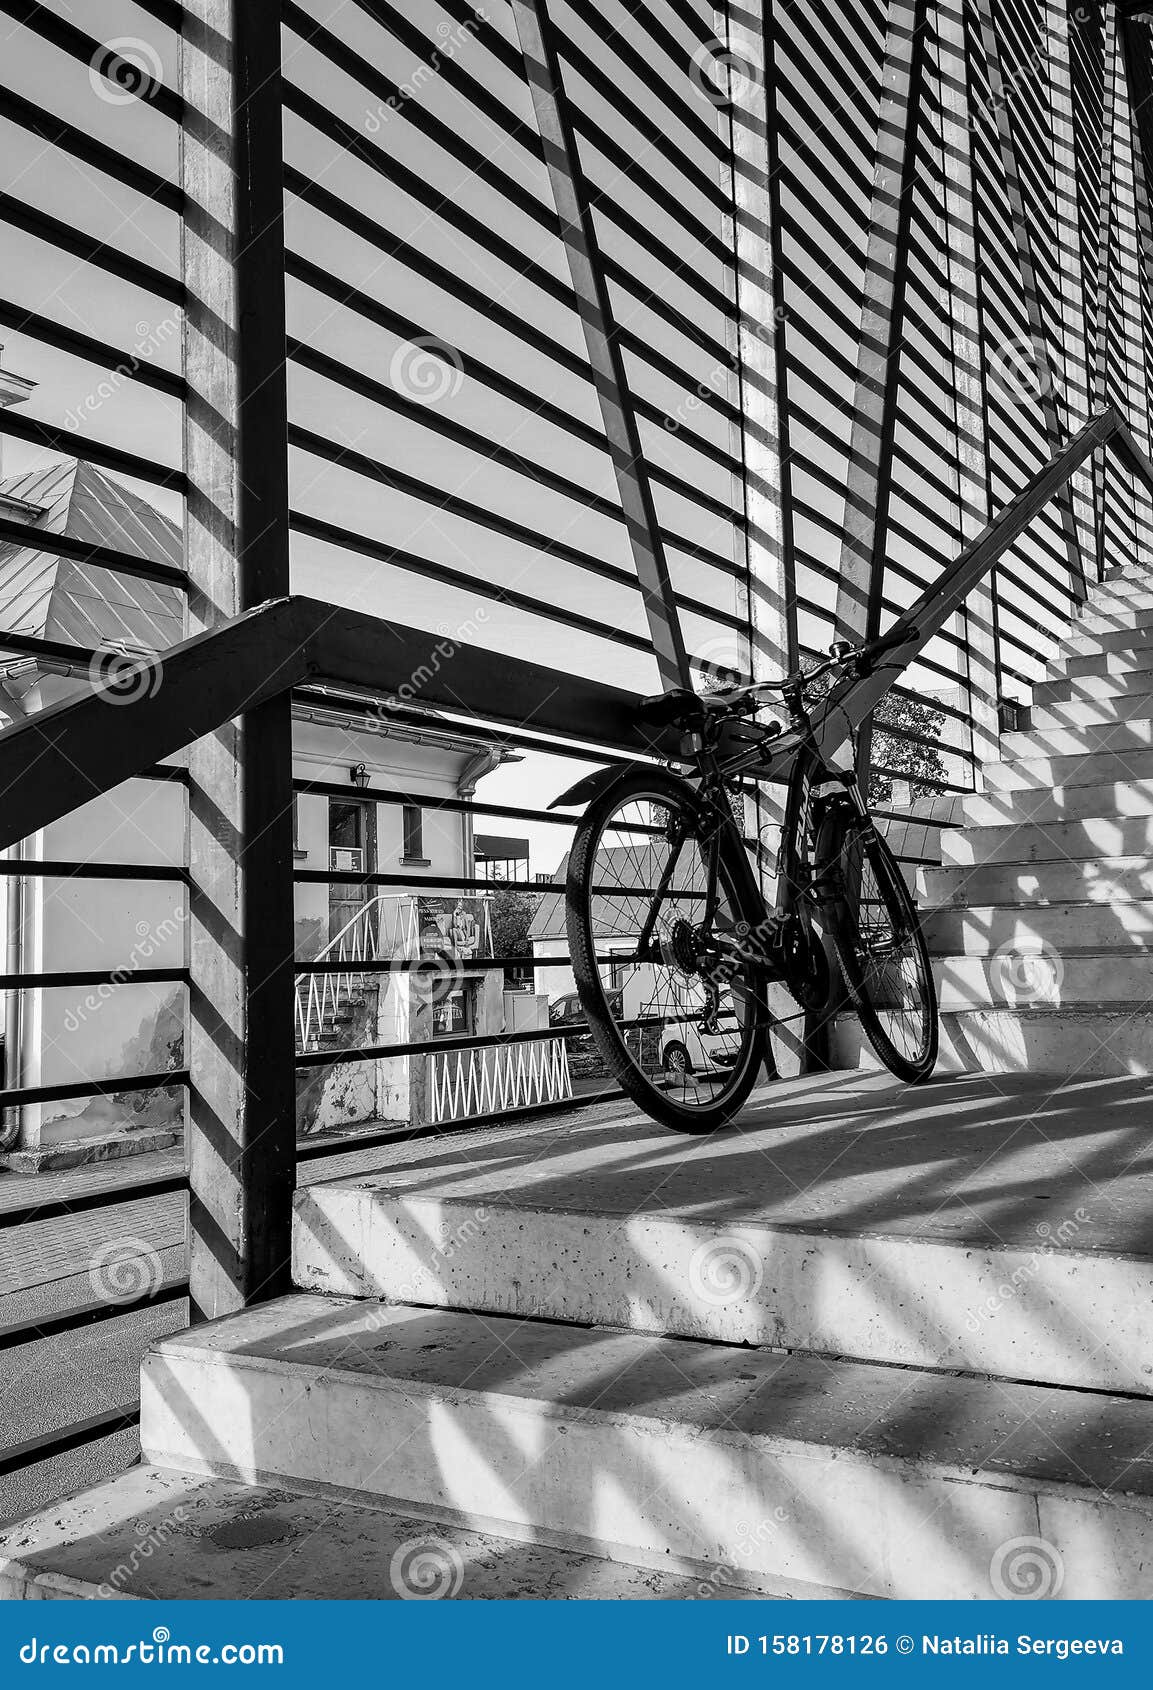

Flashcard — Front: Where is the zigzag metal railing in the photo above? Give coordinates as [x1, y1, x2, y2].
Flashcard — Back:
[429, 1035, 573, 1124]
[295, 895, 415, 1052]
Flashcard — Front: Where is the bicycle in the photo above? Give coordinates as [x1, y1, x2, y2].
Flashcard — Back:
[552, 625, 939, 1133]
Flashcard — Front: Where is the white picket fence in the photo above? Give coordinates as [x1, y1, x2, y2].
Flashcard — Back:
[429, 1035, 573, 1123]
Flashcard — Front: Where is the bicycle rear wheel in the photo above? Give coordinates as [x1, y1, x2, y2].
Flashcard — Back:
[565, 767, 769, 1133]
[815, 804, 938, 1083]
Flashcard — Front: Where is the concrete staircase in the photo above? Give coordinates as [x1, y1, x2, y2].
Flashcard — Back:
[5, 1073, 1153, 1601]
[922, 567, 1153, 1075]
[9, 581, 1153, 1602]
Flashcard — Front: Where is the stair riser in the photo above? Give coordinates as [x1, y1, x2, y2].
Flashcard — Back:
[1082, 588, 1153, 614]
[924, 859, 1153, 905]
[292, 1191, 1153, 1399]
[924, 902, 1153, 954]
[1028, 700, 1153, 728]
[937, 953, 1153, 1007]
[1061, 628, 1153, 659]
[1036, 673, 1153, 702]
[138, 1337, 1153, 1600]
[961, 783, 1153, 824]
[984, 749, 1153, 790]
[838, 1006, 1153, 1077]
[1003, 721, 1153, 753]
[942, 815, 1153, 863]
[1062, 611, 1153, 640]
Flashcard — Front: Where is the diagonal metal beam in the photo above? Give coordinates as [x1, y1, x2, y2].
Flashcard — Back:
[0, 598, 685, 852]
[813, 407, 1134, 762]
[833, 0, 929, 651]
[973, 0, 1088, 600]
[510, 0, 690, 694]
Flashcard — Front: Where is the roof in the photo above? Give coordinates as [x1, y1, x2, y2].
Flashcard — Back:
[474, 832, 530, 861]
[0, 459, 182, 655]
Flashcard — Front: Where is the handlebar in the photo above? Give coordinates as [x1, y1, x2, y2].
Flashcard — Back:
[640, 623, 919, 731]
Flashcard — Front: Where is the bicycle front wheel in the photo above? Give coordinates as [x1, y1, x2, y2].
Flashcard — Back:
[815, 805, 938, 1083]
[565, 767, 769, 1134]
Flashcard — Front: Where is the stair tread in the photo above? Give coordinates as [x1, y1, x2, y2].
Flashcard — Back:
[145, 1292, 1153, 1502]
[0, 1465, 769, 1601]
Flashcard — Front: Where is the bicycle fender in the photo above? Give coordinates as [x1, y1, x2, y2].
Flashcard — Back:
[548, 761, 656, 811]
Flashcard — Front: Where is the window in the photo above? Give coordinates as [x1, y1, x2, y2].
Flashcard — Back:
[402, 805, 425, 862]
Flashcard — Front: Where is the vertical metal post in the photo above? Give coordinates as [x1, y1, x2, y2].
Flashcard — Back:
[181, 0, 296, 1317]
[715, 0, 809, 1074]
[1111, 12, 1153, 568]
[511, 0, 691, 695]
[939, 0, 1000, 778]
[974, 0, 1087, 599]
[1048, 0, 1102, 575]
[1093, 2, 1120, 583]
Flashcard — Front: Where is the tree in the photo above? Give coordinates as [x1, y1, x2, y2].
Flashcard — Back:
[869, 691, 947, 805]
[488, 882, 540, 958]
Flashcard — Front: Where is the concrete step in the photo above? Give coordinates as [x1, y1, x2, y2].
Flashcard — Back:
[983, 746, 1153, 791]
[1047, 648, 1153, 680]
[933, 1006, 1153, 1077]
[136, 1291, 1153, 1600]
[293, 1113, 1153, 1397]
[1058, 625, 1153, 658]
[1083, 584, 1153, 613]
[942, 812, 1153, 863]
[924, 899, 1153, 955]
[937, 950, 1153, 1007]
[1000, 716, 1153, 750]
[1035, 671, 1153, 703]
[0, 1465, 771, 1601]
[960, 781, 1153, 825]
[1002, 719, 1153, 753]
[1029, 697, 1153, 728]
[1061, 608, 1153, 640]
[923, 854, 1153, 906]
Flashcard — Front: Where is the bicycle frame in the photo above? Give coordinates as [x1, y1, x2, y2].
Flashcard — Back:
[680, 682, 861, 978]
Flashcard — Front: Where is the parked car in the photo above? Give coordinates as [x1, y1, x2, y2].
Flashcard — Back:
[548, 989, 623, 1031]
[659, 1014, 741, 1081]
